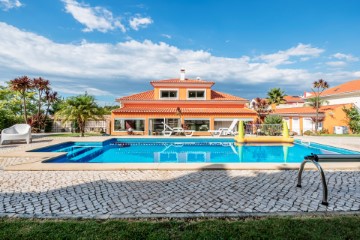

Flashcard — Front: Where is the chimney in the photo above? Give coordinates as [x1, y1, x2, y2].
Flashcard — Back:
[180, 68, 185, 81]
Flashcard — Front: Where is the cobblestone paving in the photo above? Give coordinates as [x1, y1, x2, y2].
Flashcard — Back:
[0, 169, 359, 218]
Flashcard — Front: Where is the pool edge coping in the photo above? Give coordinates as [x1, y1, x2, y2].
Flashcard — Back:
[3, 136, 360, 171]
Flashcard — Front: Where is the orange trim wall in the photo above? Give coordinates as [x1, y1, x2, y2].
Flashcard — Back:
[111, 112, 257, 136]
[280, 104, 352, 134]
[154, 86, 212, 100]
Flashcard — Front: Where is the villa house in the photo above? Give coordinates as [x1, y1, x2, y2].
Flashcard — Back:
[272, 80, 360, 134]
[111, 69, 257, 136]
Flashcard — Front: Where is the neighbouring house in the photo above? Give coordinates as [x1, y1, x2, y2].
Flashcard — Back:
[311, 79, 360, 108]
[271, 104, 352, 134]
[271, 80, 360, 134]
[111, 69, 257, 136]
[277, 96, 305, 108]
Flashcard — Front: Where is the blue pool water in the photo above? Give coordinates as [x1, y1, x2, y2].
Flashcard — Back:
[32, 138, 360, 164]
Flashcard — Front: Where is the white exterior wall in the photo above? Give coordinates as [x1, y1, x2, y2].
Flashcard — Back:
[323, 95, 360, 105]
[277, 102, 305, 108]
[303, 117, 313, 132]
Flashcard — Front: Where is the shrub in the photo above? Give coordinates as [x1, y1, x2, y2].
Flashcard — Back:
[289, 131, 297, 136]
[262, 115, 283, 136]
[320, 128, 329, 134]
[264, 115, 283, 124]
[343, 106, 360, 134]
[303, 130, 313, 136]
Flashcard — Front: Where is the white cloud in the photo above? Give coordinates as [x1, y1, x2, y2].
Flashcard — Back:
[1, 22, 360, 98]
[62, 0, 125, 33]
[257, 43, 324, 66]
[326, 61, 347, 67]
[129, 16, 153, 30]
[0, 0, 22, 11]
[332, 53, 359, 62]
[161, 34, 172, 39]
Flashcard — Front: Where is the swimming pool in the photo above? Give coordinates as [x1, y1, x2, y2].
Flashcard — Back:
[31, 138, 360, 164]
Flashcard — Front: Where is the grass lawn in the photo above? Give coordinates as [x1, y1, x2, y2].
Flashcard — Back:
[1, 215, 360, 239]
[49, 133, 104, 137]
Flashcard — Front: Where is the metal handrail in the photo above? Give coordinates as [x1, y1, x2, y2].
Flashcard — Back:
[297, 153, 360, 206]
[297, 154, 328, 205]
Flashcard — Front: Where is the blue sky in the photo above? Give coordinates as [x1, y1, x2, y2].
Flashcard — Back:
[0, 0, 360, 104]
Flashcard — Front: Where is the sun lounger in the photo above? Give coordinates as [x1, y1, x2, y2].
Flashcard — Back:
[208, 119, 239, 137]
[161, 122, 194, 137]
[296, 153, 360, 205]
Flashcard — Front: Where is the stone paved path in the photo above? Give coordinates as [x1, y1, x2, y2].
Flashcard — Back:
[0, 169, 359, 218]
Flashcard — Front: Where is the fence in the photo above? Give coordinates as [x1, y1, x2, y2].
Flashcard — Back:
[245, 124, 283, 136]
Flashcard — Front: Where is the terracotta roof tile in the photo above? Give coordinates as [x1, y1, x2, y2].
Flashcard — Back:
[116, 90, 247, 101]
[113, 106, 256, 114]
[117, 90, 154, 101]
[321, 79, 360, 96]
[274, 107, 318, 114]
[284, 96, 304, 103]
[150, 78, 214, 84]
[273, 104, 347, 114]
[211, 90, 246, 101]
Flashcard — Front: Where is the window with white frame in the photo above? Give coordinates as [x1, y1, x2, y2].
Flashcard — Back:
[114, 119, 145, 131]
[187, 90, 205, 99]
[160, 90, 178, 99]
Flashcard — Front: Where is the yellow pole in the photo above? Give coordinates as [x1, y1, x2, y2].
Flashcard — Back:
[235, 120, 245, 142]
[282, 120, 289, 138]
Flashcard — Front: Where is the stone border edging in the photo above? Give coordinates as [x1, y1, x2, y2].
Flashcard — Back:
[1, 210, 360, 220]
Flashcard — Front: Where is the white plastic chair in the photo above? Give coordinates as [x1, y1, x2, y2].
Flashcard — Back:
[1, 124, 32, 145]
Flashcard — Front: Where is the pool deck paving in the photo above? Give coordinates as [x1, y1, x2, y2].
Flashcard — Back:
[0, 135, 359, 219]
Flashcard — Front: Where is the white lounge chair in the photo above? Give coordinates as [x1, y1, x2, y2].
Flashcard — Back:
[208, 119, 239, 137]
[1, 124, 32, 145]
[162, 122, 194, 137]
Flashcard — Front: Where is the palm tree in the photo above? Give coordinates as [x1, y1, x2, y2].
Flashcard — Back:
[56, 94, 104, 137]
[267, 88, 286, 105]
[9, 76, 33, 123]
[310, 79, 329, 132]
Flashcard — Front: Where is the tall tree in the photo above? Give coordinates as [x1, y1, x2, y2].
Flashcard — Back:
[33, 77, 50, 118]
[251, 97, 270, 123]
[44, 90, 59, 119]
[43, 90, 59, 130]
[56, 94, 104, 137]
[310, 79, 329, 132]
[9, 76, 33, 123]
[0, 85, 22, 130]
[267, 88, 286, 105]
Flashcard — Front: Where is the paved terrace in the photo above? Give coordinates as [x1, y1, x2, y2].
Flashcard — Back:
[0, 136, 359, 218]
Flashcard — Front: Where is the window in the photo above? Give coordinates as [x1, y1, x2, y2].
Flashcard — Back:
[184, 119, 210, 131]
[160, 90, 178, 99]
[114, 119, 145, 131]
[188, 90, 205, 99]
